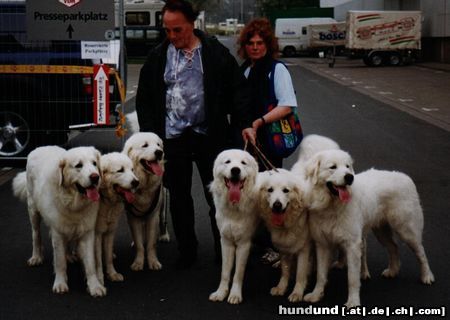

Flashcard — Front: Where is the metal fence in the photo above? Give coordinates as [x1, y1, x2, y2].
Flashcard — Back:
[0, 2, 123, 163]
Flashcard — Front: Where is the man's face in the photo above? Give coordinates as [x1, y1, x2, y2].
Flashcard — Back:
[163, 10, 194, 50]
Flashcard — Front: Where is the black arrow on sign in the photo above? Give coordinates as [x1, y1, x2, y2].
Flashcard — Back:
[66, 24, 74, 39]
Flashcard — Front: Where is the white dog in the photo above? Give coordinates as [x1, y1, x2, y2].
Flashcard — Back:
[95, 152, 139, 284]
[291, 134, 340, 177]
[209, 149, 259, 304]
[256, 169, 311, 302]
[122, 132, 165, 271]
[301, 148, 435, 307]
[12, 146, 106, 297]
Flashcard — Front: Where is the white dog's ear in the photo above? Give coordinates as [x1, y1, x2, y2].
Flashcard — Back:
[59, 159, 66, 186]
[305, 156, 321, 185]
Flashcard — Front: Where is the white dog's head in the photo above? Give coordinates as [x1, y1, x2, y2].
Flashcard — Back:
[304, 149, 355, 204]
[211, 149, 258, 205]
[257, 169, 305, 228]
[123, 132, 164, 178]
[59, 146, 102, 202]
[100, 152, 139, 204]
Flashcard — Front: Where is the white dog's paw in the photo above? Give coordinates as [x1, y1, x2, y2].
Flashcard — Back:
[27, 255, 44, 266]
[270, 285, 287, 296]
[130, 259, 144, 271]
[148, 259, 162, 271]
[209, 289, 228, 302]
[288, 291, 304, 303]
[52, 281, 69, 294]
[158, 232, 170, 243]
[421, 271, 435, 285]
[381, 268, 399, 279]
[304, 290, 323, 303]
[108, 272, 124, 282]
[344, 298, 360, 309]
[361, 269, 371, 280]
[88, 284, 107, 297]
[331, 260, 345, 269]
[227, 291, 243, 304]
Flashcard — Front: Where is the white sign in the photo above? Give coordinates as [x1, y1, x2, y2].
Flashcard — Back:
[93, 64, 110, 125]
[81, 41, 111, 59]
[27, 0, 114, 40]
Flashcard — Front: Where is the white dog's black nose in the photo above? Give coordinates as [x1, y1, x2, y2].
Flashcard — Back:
[345, 174, 354, 185]
[90, 173, 100, 185]
[272, 200, 283, 213]
[131, 179, 139, 188]
[155, 150, 163, 161]
[231, 167, 241, 180]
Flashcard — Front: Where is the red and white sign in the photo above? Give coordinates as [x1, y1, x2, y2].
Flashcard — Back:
[93, 64, 110, 125]
[59, 0, 81, 8]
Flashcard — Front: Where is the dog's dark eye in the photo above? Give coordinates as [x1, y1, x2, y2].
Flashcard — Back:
[142, 143, 148, 148]
[93, 161, 97, 167]
[330, 165, 337, 169]
[117, 167, 124, 173]
[75, 162, 83, 169]
[241, 161, 247, 165]
[225, 160, 231, 164]
[283, 188, 289, 193]
[346, 165, 350, 168]
[268, 187, 273, 193]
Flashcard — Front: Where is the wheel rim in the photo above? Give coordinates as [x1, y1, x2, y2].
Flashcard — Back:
[390, 55, 400, 65]
[0, 111, 30, 156]
[371, 55, 383, 66]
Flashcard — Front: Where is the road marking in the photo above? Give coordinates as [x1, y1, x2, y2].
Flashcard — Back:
[364, 86, 376, 89]
[399, 98, 414, 102]
[341, 77, 351, 80]
[379, 91, 393, 95]
[422, 107, 439, 112]
[352, 81, 363, 84]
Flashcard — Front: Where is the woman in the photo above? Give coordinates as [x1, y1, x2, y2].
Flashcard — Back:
[237, 18, 298, 169]
[237, 18, 299, 264]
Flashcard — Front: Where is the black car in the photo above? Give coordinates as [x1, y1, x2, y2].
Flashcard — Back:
[0, 2, 122, 167]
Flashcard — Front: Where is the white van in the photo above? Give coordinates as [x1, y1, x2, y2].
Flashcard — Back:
[275, 17, 337, 56]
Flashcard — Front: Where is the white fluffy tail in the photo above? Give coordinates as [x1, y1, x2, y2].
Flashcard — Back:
[12, 171, 28, 202]
[126, 111, 140, 134]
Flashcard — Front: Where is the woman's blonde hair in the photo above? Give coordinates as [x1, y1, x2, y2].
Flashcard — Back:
[237, 18, 279, 60]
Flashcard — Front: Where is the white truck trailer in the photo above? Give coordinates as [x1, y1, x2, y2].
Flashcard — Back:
[275, 17, 337, 57]
[346, 10, 422, 66]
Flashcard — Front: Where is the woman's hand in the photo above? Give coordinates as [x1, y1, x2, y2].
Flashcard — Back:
[242, 127, 256, 145]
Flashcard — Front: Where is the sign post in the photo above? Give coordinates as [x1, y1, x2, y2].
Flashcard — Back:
[93, 64, 110, 125]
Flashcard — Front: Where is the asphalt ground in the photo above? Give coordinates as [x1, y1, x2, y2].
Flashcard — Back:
[1, 53, 450, 319]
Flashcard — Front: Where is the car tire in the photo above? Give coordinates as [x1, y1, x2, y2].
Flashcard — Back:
[388, 52, 402, 66]
[368, 52, 384, 67]
[283, 46, 296, 57]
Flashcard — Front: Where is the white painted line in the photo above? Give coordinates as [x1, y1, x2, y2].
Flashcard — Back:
[364, 86, 376, 89]
[379, 91, 393, 95]
[422, 107, 439, 112]
[352, 81, 363, 84]
[398, 98, 414, 102]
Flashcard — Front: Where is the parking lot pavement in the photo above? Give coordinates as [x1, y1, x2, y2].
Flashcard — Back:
[284, 57, 450, 133]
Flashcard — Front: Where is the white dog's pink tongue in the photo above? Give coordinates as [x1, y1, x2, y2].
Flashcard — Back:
[228, 183, 241, 204]
[86, 187, 100, 202]
[337, 187, 351, 203]
[149, 162, 164, 176]
[117, 187, 135, 203]
[271, 213, 285, 226]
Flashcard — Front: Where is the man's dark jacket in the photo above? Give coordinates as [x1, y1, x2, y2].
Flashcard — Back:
[135, 30, 252, 151]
